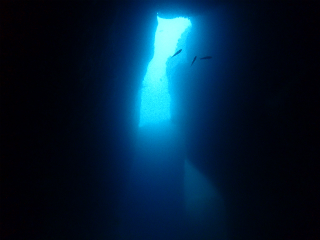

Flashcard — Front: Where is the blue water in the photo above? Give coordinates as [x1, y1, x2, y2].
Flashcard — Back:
[119, 15, 227, 240]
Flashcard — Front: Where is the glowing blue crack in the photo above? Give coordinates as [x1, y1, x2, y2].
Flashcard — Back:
[139, 15, 191, 127]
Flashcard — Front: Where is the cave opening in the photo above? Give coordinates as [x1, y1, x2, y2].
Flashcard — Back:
[119, 12, 226, 239]
[139, 14, 191, 127]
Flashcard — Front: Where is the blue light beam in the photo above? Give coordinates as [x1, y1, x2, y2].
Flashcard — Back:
[139, 15, 191, 127]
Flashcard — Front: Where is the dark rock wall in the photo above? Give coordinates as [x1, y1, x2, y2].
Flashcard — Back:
[1, 1, 156, 239]
[169, 2, 319, 240]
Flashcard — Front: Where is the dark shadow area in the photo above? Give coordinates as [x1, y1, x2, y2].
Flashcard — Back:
[119, 121, 185, 240]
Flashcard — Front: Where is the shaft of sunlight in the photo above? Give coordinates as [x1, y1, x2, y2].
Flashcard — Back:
[139, 15, 191, 127]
